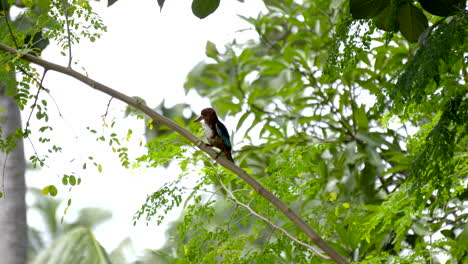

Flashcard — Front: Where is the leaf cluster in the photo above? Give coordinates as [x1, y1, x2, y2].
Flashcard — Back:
[350, 0, 467, 43]
[139, 0, 468, 262]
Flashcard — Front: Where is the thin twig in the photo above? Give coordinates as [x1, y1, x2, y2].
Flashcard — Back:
[45, 90, 65, 119]
[62, 0, 73, 68]
[235, 137, 339, 153]
[463, 56, 468, 84]
[231, 211, 253, 226]
[26, 69, 48, 129]
[3, 13, 18, 48]
[216, 174, 331, 260]
[228, 204, 240, 225]
[18, 66, 70, 134]
[263, 222, 276, 244]
[227, 204, 239, 231]
[182, 186, 226, 198]
[27, 137, 48, 168]
[349, 84, 357, 134]
[102, 97, 114, 125]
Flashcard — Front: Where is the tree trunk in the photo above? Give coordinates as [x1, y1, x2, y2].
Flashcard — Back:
[0, 88, 28, 264]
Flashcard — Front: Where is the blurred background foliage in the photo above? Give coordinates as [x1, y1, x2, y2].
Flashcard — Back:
[138, 0, 467, 263]
[1, 0, 467, 263]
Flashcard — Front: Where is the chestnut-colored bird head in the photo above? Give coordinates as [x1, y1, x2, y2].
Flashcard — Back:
[195, 108, 218, 123]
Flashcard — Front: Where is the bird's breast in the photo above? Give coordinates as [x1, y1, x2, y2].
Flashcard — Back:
[202, 122, 214, 139]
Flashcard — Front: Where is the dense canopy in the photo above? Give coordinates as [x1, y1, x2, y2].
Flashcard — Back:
[0, 0, 467, 263]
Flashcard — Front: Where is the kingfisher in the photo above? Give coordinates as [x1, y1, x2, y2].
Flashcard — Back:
[195, 108, 234, 162]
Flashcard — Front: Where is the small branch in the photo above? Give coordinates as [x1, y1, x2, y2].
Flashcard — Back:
[250, 103, 300, 120]
[4, 13, 18, 48]
[46, 90, 66, 120]
[233, 61, 245, 98]
[319, 89, 355, 139]
[236, 136, 340, 153]
[101, 97, 114, 130]
[231, 211, 254, 227]
[463, 56, 468, 84]
[0, 42, 348, 264]
[26, 69, 48, 129]
[22, 69, 49, 169]
[377, 175, 390, 195]
[228, 204, 240, 226]
[18, 66, 69, 129]
[216, 174, 331, 260]
[301, 71, 356, 139]
[62, 0, 73, 68]
[27, 137, 48, 168]
[349, 84, 357, 134]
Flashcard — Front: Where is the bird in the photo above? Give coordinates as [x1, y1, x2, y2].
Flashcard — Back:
[195, 108, 234, 162]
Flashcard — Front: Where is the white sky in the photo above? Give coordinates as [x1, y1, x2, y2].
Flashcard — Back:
[24, 0, 265, 259]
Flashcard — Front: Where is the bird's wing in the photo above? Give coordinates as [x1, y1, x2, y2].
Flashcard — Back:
[216, 122, 232, 150]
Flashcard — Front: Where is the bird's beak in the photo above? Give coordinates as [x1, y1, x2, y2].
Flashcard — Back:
[195, 116, 203, 122]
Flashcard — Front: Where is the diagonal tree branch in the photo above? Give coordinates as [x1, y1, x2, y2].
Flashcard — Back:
[215, 172, 331, 260]
[0, 42, 349, 264]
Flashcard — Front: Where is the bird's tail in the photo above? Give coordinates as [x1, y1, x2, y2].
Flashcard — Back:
[224, 150, 234, 163]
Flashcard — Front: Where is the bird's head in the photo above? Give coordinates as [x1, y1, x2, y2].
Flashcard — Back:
[195, 108, 218, 123]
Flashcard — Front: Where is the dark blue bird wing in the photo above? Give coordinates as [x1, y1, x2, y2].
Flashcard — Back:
[216, 122, 232, 150]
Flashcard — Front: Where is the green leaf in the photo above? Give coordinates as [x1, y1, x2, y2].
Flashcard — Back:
[157, 0, 165, 11]
[0, 0, 10, 12]
[350, 0, 389, 19]
[107, 0, 118, 7]
[412, 222, 430, 236]
[265, 125, 283, 139]
[430, 221, 444, 232]
[192, 0, 220, 19]
[373, 5, 398, 32]
[62, 175, 68, 185]
[205, 41, 218, 59]
[238, 48, 255, 63]
[441, 229, 455, 239]
[354, 105, 369, 132]
[397, 2, 428, 43]
[42, 185, 58, 197]
[69, 175, 76, 186]
[236, 111, 251, 131]
[365, 146, 382, 169]
[31, 227, 112, 264]
[260, 60, 287, 76]
[418, 0, 466, 17]
[319, 160, 328, 179]
[456, 226, 468, 248]
[24, 31, 50, 55]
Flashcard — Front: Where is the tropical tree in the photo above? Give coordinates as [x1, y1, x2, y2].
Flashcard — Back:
[0, 87, 28, 264]
[0, 0, 466, 263]
[0, 0, 50, 262]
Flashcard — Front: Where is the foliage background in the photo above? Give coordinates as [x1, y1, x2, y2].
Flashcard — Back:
[0, 0, 467, 263]
[137, 0, 467, 263]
